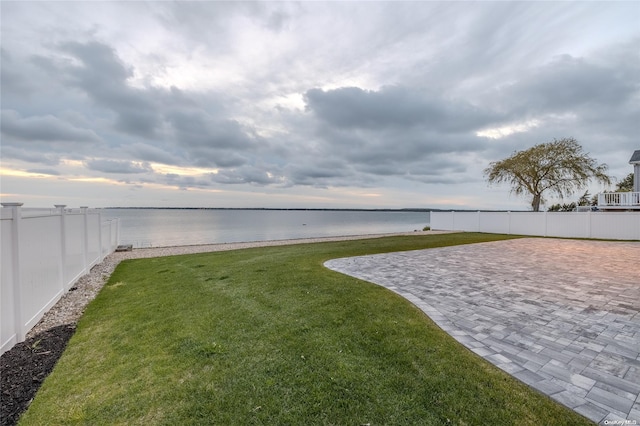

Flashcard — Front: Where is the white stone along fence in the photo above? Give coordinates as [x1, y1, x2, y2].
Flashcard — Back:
[1, 203, 120, 354]
[431, 211, 640, 241]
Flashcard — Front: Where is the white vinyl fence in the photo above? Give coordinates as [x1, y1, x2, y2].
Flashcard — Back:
[1, 203, 120, 354]
[431, 211, 640, 241]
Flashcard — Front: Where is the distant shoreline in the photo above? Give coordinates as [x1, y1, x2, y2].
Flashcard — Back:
[100, 207, 522, 213]
[100, 207, 436, 212]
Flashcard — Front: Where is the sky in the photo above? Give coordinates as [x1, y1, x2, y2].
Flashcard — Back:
[1, 1, 639, 210]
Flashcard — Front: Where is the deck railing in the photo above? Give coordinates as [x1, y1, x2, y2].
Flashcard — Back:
[598, 192, 640, 208]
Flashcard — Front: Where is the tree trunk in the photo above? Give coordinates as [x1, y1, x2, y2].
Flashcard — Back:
[531, 193, 541, 212]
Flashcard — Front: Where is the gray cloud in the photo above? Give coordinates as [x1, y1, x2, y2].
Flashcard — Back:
[0, 146, 61, 165]
[304, 86, 497, 133]
[286, 159, 352, 187]
[501, 54, 638, 115]
[163, 174, 213, 190]
[297, 88, 487, 185]
[167, 110, 257, 151]
[26, 168, 61, 176]
[125, 143, 183, 166]
[57, 41, 162, 138]
[1, 49, 37, 98]
[19, 39, 267, 173]
[211, 166, 283, 186]
[299, 86, 494, 184]
[85, 159, 152, 174]
[1, 109, 101, 144]
[2, 1, 638, 208]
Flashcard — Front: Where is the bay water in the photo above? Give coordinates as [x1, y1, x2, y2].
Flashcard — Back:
[101, 209, 430, 248]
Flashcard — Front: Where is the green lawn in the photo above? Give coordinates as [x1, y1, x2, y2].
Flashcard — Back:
[20, 233, 592, 425]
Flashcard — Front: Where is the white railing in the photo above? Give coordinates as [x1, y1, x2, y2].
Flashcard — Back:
[598, 192, 640, 208]
[431, 211, 640, 241]
[1, 203, 120, 355]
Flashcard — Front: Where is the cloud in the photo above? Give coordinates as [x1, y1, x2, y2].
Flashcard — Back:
[85, 159, 152, 174]
[0, 146, 62, 166]
[295, 86, 491, 186]
[125, 142, 183, 166]
[55, 41, 162, 138]
[166, 109, 258, 151]
[33, 40, 264, 171]
[1, 2, 638, 209]
[286, 159, 353, 187]
[501, 54, 638, 115]
[162, 173, 213, 189]
[25, 168, 61, 176]
[304, 86, 496, 133]
[209, 161, 286, 186]
[1, 109, 101, 144]
[1, 48, 38, 97]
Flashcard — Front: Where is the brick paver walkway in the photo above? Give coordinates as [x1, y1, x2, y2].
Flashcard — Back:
[324, 238, 640, 424]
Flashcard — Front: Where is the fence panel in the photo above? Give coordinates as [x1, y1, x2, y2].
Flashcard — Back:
[430, 211, 454, 230]
[453, 212, 480, 231]
[431, 211, 639, 240]
[1, 204, 119, 355]
[479, 212, 510, 234]
[86, 213, 101, 268]
[546, 213, 590, 238]
[20, 216, 64, 331]
[590, 212, 640, 240]
[508, 212, 545, 236]
[101, 220, 118, 257]
[64, 214, 86, 287]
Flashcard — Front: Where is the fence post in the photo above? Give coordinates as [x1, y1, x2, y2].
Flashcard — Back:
[2, 203, 25, 343]
[508, 211, 511, 234]
[81, 206, 89, 274]
[477, 210, 481, 232]
[544, 210, 548, 237]
[54, 205, 67, 290]
[587, 210, 592, 239]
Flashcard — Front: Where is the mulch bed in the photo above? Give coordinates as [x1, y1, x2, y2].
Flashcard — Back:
[1, 324, 76, 426]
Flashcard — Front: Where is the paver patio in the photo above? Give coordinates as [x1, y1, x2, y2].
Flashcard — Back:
[325, 238, 640, 425]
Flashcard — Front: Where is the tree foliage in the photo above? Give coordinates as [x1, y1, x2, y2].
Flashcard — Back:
[616, 173, 634, 192]
[577, 190, 590, 206]
[547, 202, 577, 212]
[484, 138, 611, 211]
[548, 190, 597, 212]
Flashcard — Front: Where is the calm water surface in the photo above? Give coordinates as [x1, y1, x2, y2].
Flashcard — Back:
[101, 209, 430, 248]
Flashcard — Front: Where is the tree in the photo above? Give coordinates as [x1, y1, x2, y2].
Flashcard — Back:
[484, 138, 611, 211]
[616, 173, 634, 192]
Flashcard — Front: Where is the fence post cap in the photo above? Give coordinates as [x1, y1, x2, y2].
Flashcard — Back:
[1, 202, 24, 207]
[54, 204, 67, 208]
